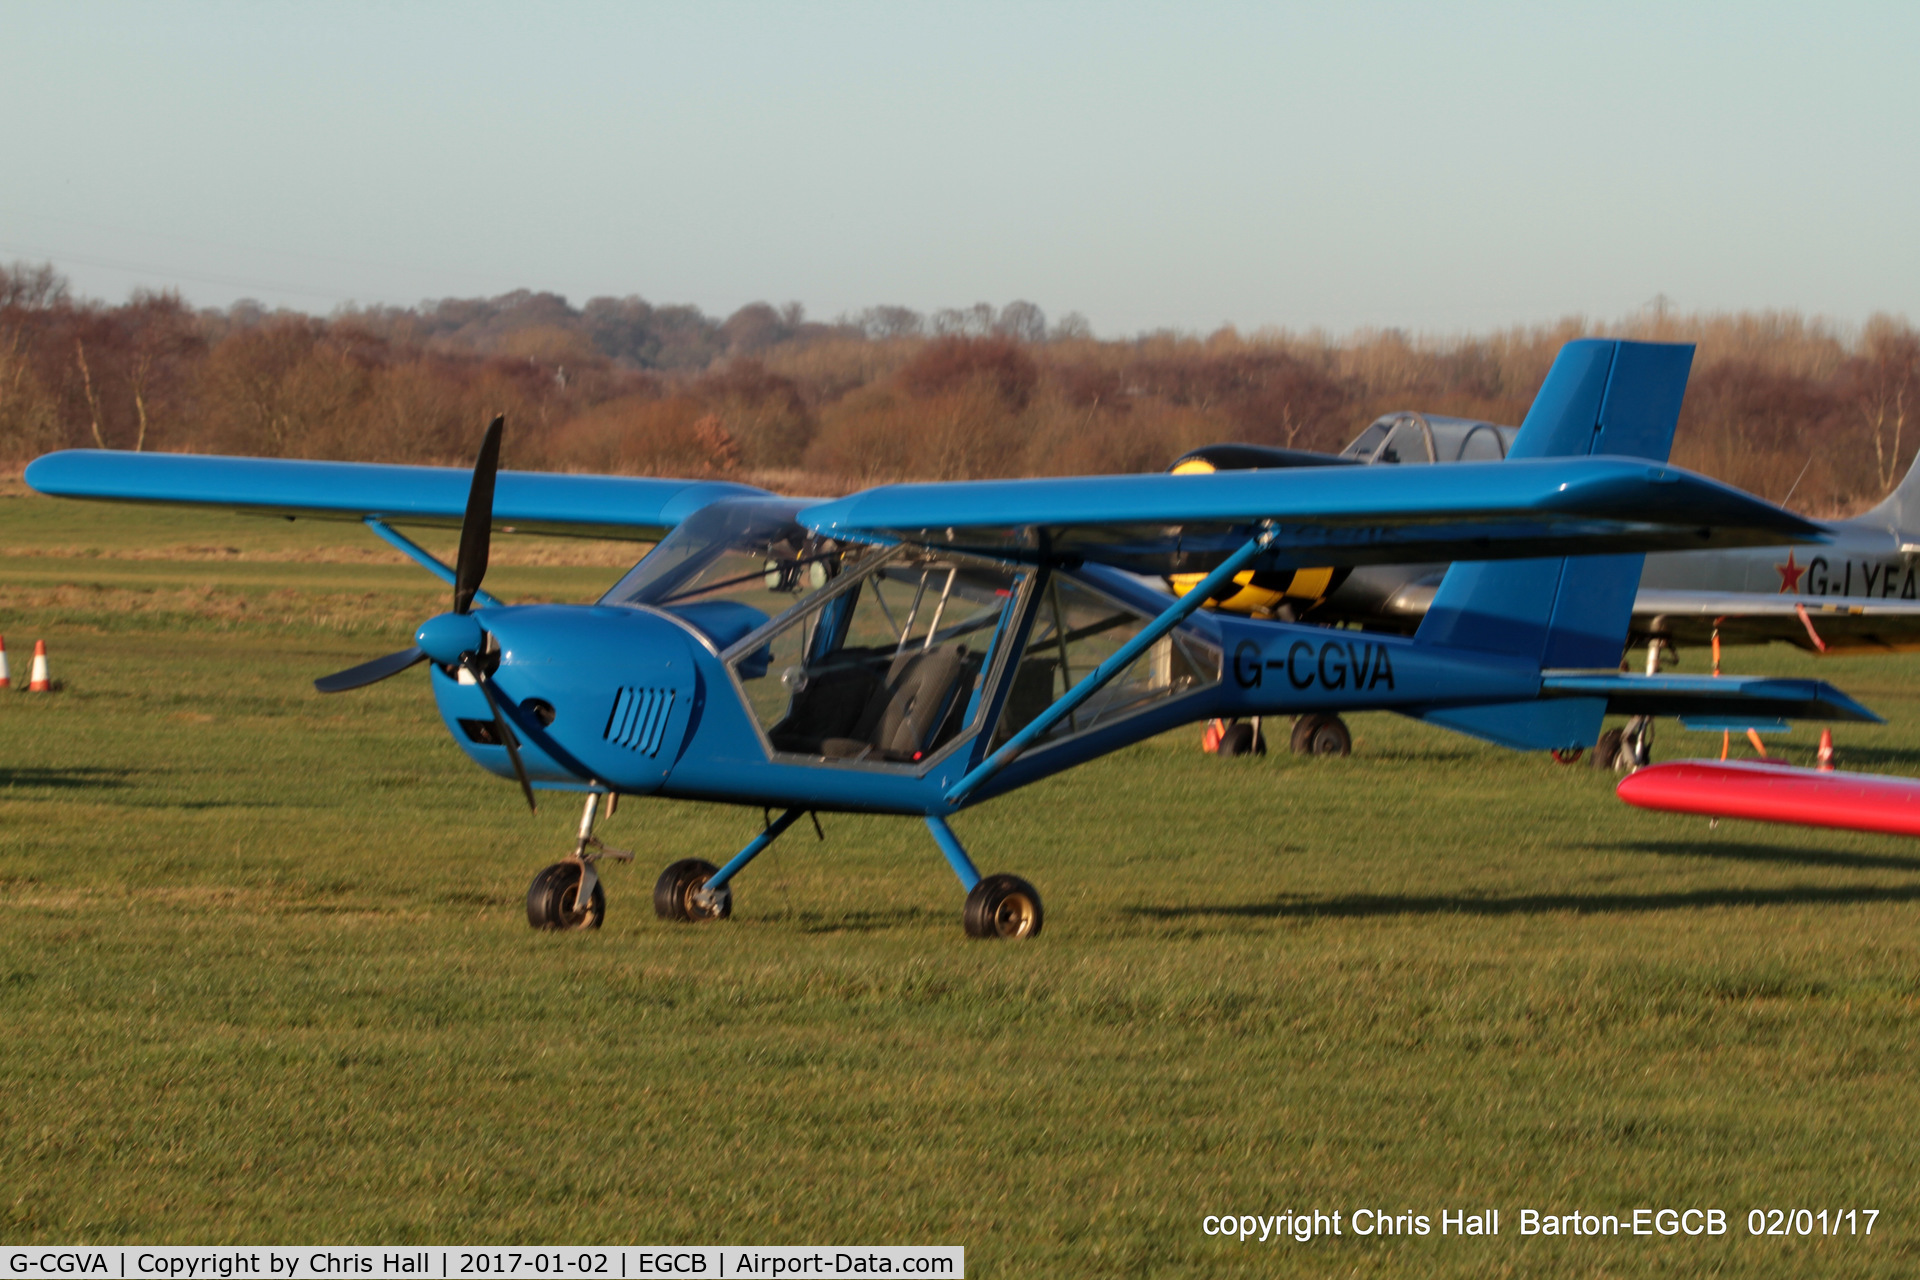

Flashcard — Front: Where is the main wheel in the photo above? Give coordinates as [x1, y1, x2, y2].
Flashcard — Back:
[653, 857, 732, 923]
[526, 861, 605, 931]
[1299, 714, 1351, 757]
[1590, 728, 1624, 770]
[1217, 722, 1265, 757]
[963, 873, 1044, 939]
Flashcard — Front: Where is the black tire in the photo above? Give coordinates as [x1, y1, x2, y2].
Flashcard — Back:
[963, 873, 1044, 940]
[1590, 728, 1623, 770]
[1304, 714, 1351, 757]
[526, 861, 605, 931]
[653, 857, 731, 923]
[1289, 714, 1325, 755]
[1217, 722, 1265, 757]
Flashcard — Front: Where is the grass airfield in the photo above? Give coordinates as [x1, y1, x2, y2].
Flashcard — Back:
[2, 483, 1917, 1276]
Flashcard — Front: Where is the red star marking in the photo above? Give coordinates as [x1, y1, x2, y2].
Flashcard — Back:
[1776, 550, 1806, 593]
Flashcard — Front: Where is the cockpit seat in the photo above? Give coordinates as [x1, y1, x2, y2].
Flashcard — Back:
[769, 662, 881, 751]
[775, 643, 969, 763]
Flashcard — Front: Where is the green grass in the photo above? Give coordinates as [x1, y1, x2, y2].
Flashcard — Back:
[2, 490, 1917, 1275]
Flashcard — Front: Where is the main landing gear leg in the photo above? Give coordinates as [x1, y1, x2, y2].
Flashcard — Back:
[1616, 638, 1663, 772]
[657, 807, 805, 923]
[927, 815, 1043, 940]
[527, 791, 632, 931]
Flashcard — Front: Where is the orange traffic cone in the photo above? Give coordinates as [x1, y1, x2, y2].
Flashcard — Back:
[27, 640, 50, 692]
[0, 634, 9, 689]
[1817, 728, 1835, 771]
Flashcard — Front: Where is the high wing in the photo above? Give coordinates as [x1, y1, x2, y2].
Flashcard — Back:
[799, 457, 1826, 575]
[1632, 589, 1920, 654]
[22, 449, 775, 541]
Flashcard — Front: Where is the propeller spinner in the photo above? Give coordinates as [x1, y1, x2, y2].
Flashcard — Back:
[312, 415, 536, 810]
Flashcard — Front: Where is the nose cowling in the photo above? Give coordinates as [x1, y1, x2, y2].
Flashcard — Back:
[417, 612, 487, 665]
[429, 604, 701, 794]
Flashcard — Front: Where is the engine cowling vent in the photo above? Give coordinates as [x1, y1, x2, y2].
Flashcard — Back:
[605, 687, 676, 756]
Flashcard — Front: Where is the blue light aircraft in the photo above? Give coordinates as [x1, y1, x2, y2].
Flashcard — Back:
[24, 340, 1879, 940]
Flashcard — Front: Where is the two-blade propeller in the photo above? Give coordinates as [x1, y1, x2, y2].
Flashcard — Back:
[312, 415, 536, 811]
[313, 645, 431, 694]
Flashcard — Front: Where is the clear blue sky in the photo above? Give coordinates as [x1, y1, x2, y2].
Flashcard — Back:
[2, 1, 1914, 336]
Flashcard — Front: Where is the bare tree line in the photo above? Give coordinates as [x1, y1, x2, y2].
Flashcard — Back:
[2, 263, 1914, 514]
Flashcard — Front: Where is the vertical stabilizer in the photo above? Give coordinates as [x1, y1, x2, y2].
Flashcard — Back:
[1413, 339, 1694, 749]
[1851, 445, 1920, 539]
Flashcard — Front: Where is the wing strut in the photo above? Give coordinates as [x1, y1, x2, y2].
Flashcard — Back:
[364, 517, 507, 609]
[943, 523, 1278, 807]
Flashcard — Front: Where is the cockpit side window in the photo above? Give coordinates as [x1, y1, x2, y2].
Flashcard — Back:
[728, 552, 1028, 768]
[992, 572, 1219, 750]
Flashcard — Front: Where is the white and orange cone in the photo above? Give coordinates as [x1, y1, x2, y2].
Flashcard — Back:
[1818, 728, 1835, 771]
[0, 634, 10, 689]
[27, 640, 50, 692]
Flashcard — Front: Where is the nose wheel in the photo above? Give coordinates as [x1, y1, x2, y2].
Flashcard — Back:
[527, 792, 630, 932]
[527, 861, 606, 930]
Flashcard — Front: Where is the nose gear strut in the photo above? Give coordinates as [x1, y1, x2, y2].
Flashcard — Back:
[526, 791, 632, 931]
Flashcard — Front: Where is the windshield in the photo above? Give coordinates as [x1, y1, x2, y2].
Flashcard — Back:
[599, 498, 843, 609]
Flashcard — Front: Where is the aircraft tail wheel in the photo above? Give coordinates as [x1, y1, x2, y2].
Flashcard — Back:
[1292, 713, 1351, 757]
[654, 858, 732, 923]
[527, 861, 605, 931]
[963, 873, 1044, 940]
[1217, 722, 1265, 757]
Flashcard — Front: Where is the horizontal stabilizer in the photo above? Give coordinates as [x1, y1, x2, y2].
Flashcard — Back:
[1539, 672, 1881, 723]
[24, 450, 775, 540]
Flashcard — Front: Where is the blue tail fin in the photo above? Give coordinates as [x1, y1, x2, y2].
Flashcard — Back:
[1414, 339, 1694, 749]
